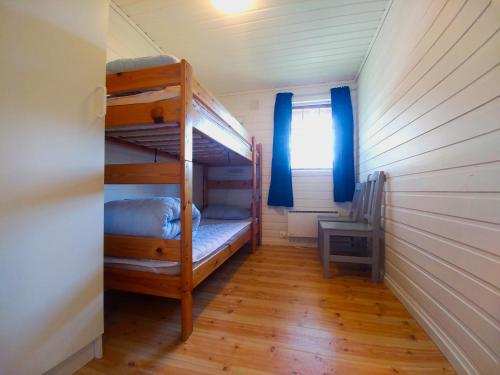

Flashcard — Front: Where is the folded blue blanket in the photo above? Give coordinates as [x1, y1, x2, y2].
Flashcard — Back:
[104, 197, 201, 239]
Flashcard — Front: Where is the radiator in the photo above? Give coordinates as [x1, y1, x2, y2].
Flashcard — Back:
[287, 210, 339, 238]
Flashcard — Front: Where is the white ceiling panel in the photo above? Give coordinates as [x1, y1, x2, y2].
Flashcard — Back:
[113, 0, 390, 94]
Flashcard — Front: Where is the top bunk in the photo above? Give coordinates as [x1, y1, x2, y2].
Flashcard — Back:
[105, 57, 252, 165]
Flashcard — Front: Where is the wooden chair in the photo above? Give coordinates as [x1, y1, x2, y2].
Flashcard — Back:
[317, 182, 366, 224]
[317, 181, 366, 266]
[318, 171, 385, 281]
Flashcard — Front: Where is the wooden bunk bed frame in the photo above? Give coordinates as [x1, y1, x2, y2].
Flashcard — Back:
[104, 60, 262, 340]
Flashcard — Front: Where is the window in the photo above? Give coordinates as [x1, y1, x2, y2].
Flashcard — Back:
[290, 104, 333, 169]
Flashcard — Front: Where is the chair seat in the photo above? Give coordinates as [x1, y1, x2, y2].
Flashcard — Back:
[317, 215, 355, 223]
[320, 221, 372, 232]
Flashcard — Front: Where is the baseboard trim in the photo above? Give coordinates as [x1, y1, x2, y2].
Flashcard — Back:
[385, 275, 478, 375]
[43, 336, 102, 375]
[262, 239, 318, 248]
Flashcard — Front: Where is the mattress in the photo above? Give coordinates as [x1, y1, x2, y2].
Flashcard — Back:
[106, 55, 180, 74]
[107, 55, 181, 106]
[104, 218, 252, 275]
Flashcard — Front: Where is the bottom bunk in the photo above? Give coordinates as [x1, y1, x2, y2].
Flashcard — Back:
[104, 218, 252, 282]
[102, 139, 262, 340]
[103, 213, 257, 339]
[103, 224, 251, 296]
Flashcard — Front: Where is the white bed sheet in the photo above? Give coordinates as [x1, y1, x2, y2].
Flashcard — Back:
[104, 218, 251, 275]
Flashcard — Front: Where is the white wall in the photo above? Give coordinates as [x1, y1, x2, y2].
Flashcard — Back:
[0, 1, 108, 374]
[219, 82, 357, 246]
[357, 0, 500, 374]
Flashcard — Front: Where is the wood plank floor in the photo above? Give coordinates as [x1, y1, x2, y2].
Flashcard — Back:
[79, 245, 454, 375]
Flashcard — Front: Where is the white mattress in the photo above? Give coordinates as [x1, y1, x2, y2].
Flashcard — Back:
[104, 219, 251, 274]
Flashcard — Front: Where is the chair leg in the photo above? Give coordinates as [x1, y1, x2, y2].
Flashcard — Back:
[318, 223, 323, 265]
[322, 233, 331, 278]
[371, 235, 380, 282]
[380, 236, 385, 279]
[181, 291, 193, 340]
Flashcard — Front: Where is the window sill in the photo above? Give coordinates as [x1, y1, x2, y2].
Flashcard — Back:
[291, 168, 332, 176]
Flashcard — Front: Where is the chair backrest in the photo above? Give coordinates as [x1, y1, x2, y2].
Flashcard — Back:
[350, 182, 366, 221]
[365, 171, 385, 230]
[360, 174, 372, 222]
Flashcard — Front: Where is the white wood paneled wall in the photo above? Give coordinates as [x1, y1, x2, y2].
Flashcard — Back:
[105, 142, 179, 203]
[220, 82, 357, 246]
[107, 1, 162, 61]
[207, 166, 254, 208]
[357, 0, 500, 374]
[105, 142, 203, 209]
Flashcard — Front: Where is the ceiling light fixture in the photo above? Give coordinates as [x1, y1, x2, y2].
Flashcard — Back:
[211, 0, 253, 14]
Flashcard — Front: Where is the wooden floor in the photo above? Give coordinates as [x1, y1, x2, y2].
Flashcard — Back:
[79, 245, 453, 375]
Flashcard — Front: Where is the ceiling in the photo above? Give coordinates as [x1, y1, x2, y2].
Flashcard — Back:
[113, 0, 390, 94]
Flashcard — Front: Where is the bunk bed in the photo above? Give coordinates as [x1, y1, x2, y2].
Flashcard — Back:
[104, 59, 262, 340]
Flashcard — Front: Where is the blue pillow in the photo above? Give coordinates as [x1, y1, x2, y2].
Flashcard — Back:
[203, 205, 251, 220]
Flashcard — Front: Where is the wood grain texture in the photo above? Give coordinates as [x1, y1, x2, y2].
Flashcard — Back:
[103, 229, 251, 299]
[103, 60, 256, 343]
[104, 61, 253, 164]
[81, 245, 453, 375]
[104, 162, 181, 184]
[104, 235, 181, 261]
[106, 62, 181, 95]
[105, 98, 181, 129]
[180, 60, 194, 340]
[357, 0, 500, 373]
[104, 267, 182, 299]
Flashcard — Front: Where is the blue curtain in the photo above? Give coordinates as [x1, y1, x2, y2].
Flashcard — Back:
[331, 86, 355, 202]
[268, 93, 294, 207]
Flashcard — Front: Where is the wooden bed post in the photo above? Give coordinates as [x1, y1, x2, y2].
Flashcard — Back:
[250, 137, 257, 252]
[180, 59, 193, 340]
[257, 143, 263, 246]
